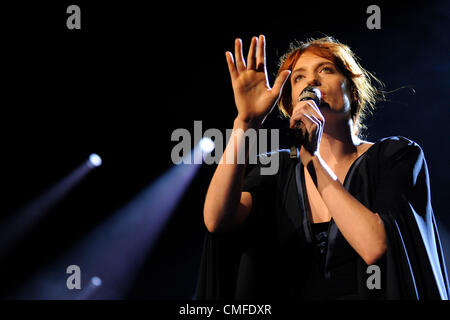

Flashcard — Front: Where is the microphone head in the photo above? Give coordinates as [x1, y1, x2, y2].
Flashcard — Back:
[291, 86, 322, 149]
[298, 86, 321, 106]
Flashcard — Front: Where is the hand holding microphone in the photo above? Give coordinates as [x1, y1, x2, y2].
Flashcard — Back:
[289, 86, 325, 156]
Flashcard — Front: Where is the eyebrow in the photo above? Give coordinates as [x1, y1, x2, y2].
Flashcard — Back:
[291, 61, 335, 75]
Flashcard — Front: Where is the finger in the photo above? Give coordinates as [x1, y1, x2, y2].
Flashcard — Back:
[303, 113, 322, 138]
[247, 36, 257, 70]
[225, 51, 238, 80]
[305, 100, 325, 122]
[296, 115, 317, 133]
[290, 110, 318, 129]
[271, 70, 291, 97]
[235, 38, 246, 72]
[256, 34, 266, 72]
[303, 112, 320, 129]
[290, 112, 308, 129]
[290, 118, 304, 130]
[290, 110, 307, 129]
[293, 100, 324, 124]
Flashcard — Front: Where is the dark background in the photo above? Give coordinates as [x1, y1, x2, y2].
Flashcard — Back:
[0, 1, 449, 299]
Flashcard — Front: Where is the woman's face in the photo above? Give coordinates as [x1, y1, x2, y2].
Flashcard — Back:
[290, 51, 352, 117]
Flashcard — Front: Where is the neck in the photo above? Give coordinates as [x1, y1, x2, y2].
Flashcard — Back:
[319, 117, 362, 167]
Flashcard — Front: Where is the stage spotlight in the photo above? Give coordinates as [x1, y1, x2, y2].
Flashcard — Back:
[88, 153, 102, 168]
[13, 146, 204, 299]
[199, 137, 215, 153]
[0, 154, 101, 260]
[91, 276, 102, 287]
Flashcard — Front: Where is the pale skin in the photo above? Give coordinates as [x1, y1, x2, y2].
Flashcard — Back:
[203, 35, 386, 265]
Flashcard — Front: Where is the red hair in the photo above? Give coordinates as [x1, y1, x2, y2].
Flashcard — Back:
[277, 36, 385, 135]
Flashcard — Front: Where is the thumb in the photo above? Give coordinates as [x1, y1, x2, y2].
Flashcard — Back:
[271, 70, 291, 98]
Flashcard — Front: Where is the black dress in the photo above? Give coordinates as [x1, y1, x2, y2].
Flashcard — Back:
[195, 136, 449, 300]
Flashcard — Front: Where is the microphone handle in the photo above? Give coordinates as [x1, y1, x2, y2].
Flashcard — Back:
[290, 97, 315, 158]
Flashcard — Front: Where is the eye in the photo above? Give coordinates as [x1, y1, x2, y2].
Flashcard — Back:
[294, 75, 304, 82]
[321, 66, 334, 73]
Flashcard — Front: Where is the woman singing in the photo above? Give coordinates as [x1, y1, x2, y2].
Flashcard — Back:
[196, 35, 449, 299]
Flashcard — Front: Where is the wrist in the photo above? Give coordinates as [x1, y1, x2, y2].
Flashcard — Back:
[234, 115, 262, 130]
[310, 153, 322, 167]
[299, 147, 320, 166]
[302, 151, 337, 190]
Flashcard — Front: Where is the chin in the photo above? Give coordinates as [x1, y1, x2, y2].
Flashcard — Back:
[319, 102, 334, 112]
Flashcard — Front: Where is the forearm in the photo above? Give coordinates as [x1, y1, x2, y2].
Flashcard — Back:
[306, 154, 386, 265]
[203, 117, 259, 232]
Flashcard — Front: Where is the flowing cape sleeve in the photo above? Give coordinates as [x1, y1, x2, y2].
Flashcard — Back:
[195, 154, 278, 300]
[373, 137, 449, 299]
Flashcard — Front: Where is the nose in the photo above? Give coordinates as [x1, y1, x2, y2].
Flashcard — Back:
[306, 77, 321, 87]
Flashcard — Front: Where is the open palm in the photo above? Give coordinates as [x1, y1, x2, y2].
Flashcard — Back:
[226, 35, 291, 126]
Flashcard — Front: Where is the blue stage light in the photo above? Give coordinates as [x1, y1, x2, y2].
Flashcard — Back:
[199, 137, 215, 153]
[91, 276, 102, 287]
[89, 153, 102, 167]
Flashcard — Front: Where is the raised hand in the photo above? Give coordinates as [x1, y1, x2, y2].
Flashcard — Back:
[226, 35, 291, 128]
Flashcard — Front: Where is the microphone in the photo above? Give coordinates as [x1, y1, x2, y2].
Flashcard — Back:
[289, 86, 322, 158]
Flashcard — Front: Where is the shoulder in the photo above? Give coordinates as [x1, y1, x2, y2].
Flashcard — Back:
[371, 136, 424, 158]
[368, 136, 427, 169]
